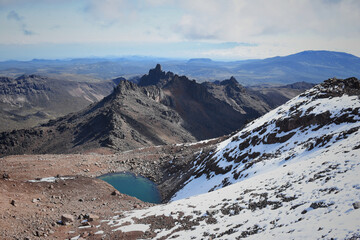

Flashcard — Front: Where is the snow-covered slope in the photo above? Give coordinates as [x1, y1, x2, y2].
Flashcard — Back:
[99, 78, 360, 239]
[172, 77, 360, 200]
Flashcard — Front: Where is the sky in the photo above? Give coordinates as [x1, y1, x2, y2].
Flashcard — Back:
[0, 0, 360, 61]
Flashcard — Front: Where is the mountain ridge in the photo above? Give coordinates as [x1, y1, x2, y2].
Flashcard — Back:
[94, 76, 360, 239]
[0, 65, 314, 156]
[0, 74, 117, 131]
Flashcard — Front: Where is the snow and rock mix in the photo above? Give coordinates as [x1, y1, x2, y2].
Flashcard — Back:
[99, 78, 360, 239]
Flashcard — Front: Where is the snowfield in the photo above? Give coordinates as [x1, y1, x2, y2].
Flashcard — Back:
[100, 78, 360, 239]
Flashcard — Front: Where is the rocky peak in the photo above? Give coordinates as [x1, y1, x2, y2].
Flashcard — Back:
[219, 76, 245, 93]
[304, 77, 360, 99]
[112, 79, 138, 95]
[138, 64, 169, 87]
[154, 63, 162, 72]
[220, 76, 238, 86]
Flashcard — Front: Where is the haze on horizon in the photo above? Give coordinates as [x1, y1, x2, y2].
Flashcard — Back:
[0, 0, 359, 61]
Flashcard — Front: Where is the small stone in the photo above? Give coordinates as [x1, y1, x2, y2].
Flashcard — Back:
[61, 214, 74, 225]
[49, 185, 54, 189]
[89, 214, 99, 221]
[206, 209, 218, 215]
[32, 199, 38, 203]
[111, 190, 120, 196]
[353, 202, 360, 209]
[81, 220, 90, 226]
[10, 200, 16, 206]
[85, 213, 99, 221]
[2, 172, 9, 179]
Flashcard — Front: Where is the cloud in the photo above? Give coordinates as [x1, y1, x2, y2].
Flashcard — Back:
[6, 10, 35, 36]
[0, 0, 73, 7]
[1, 0, 360, 59]
[173, 0, 360, 41]
[22, 25, 34, 35]
[83, 0, 139, 25]
[7, 10, 23, 21]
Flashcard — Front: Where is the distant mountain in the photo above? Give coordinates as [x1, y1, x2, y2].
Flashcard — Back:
[234, 50, 360, 84]
[0, 74, 116, 131]
[102, 77, 360, 239]
[0, 65, 311, 156]
[1, 50, 359, 85]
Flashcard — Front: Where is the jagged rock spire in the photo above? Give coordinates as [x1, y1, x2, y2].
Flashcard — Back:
[138, 64, 172, 87]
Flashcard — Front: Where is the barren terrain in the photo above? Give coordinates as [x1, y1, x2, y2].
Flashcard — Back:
[0, 136, 223, 239]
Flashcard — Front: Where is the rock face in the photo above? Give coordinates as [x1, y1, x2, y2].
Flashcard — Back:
[138, 64, 172, 87]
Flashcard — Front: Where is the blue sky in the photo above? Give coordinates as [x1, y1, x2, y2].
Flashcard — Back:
[0, 0, 359, 61]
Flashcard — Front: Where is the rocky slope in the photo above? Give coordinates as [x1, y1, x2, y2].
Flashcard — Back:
[0, 138, 223, 240]
[203, 76, 272, 115]
[94, 77, 360, 239]
[247, 81, 316, 109]
[0, 65, 309, 156]
[0, 79, 198, 155]
[0, 74, 117, 131]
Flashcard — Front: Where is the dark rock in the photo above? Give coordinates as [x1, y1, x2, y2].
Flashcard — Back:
[2, 172, 9, 179]
[10, 200, 16, 206]
[138, 64, 170, 87]
[61, 214, 74, 225]
[310, 201, 332, 209]
[353, 202, 360, 209]
[111, 190, 120, 196]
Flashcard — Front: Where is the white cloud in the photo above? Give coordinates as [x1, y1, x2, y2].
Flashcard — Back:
[1, 0, 360, 59]
[174, 0, 360, 41]
[7, 10, 23, 21]
[84, 0, 137, 24]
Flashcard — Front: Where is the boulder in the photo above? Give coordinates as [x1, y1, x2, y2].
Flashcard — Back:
[87, 214, 99, 222]
[353, 202, 360, 209]
[111, 190, 120, 196]
[61, 214, 74, 225]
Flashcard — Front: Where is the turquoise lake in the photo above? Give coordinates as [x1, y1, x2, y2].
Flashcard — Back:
[98, 172, 162, 204]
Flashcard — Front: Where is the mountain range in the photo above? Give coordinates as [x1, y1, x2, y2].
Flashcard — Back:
[98, 77, 360, 239]
[0, 65, 313, 156]
[1, 50, 359, 85]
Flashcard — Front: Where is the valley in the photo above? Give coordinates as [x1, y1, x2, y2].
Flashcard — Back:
[0, 75, 359, 239]
[2, 0, 360, 238]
